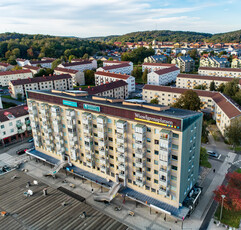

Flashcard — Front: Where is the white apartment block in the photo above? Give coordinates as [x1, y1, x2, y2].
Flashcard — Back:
[200, 57, 230, 68]
[16, 58, 30, 67]
[176, 74, 241, 90]
[9, 74, 73, 99]
[58, 60, 95, 72]
[22, 65, 41, 75]
[198, 67, 241, 78]
[231, 58, 241, 68]
[26, 90, 202, 219]
[103, 60, 133, 69]
[143, 85, 241, 135]
[0, 105, 31, 145]
[0, 62, 13, 71]
[95, 71, 135, 92]
[148, 66, 180, 86]
[171, 56, 194, 73]
[71, 59, 97, 69]
[97, 63, 133, 75]
[0, 69, 33, 87]
[54, 67, 85, 85]
[29, 60, 53, 68]
[142, 63, 176, 73]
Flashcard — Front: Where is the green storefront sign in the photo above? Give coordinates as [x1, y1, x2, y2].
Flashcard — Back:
[83, 104, 100, 112]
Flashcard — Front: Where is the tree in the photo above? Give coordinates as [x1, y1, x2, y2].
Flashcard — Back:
[150, 98, 159, 104]
[194, 84, 207, 90]
[199, 147, 211, 167]
[223, 79, 239, 97]
[84, 70, 95, 85]
[225, 117, 241, 147]
[202, 121, 209, 143]
[172, 90, 202, 111]
[142, 69, 148, 83]
[177, 53, 183, 57]
[217, 83, 225, 93]
[51, 58, 62, 69]
[131, 67, 142, 79]
[188, 49, 198, 60]
[68, 55, 76, 63]
[209, 81, 216, 91]
[108, 57, 113, 61]
[82, 53, 89, 60]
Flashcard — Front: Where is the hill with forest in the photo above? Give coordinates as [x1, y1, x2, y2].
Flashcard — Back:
[87, 29, 241, 43]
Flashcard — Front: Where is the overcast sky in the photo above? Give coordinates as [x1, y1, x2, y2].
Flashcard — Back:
[0, 0, 240, 37]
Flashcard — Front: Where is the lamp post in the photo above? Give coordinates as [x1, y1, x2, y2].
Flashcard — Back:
[219, 194, 226, 223]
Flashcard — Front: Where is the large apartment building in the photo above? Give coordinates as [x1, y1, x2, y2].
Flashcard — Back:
[143, 85, 241, 135]
[176, 74, 241, 90]
[0, 105, 31, 145]
[171, 56, 194, 73]
[0, 69, 33, 86]
[95, 71, 135, 92]
[58, 60, 96, 72]
[142, 63, 176, 73]
[9, 74, 73, 99]
[103, 60, 133, 69]
[22, 65, 41, 75]
[0, 62, 13, 71]
[231, 58, 241, 68]
[71, 59, 97, 69]
[97, 63, 133, 75]
[200, 57, 230, 68]
[198, 67, 241, 78]
[27, 90, 202, 218]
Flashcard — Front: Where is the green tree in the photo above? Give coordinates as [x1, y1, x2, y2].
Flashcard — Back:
[69, 55, 76, 63]
[82, 53, 89, 60]
[188, 49, 198, 60]
[131, 67, 142, 79]
[108, 57, 113, 61]
[223, 79, 239, 97]
[225, 118, 241, 148]
[199, 147, 211, 167]
[51, 58, 62, 69]
[209, 81, 216, 91]
[194, 84, 207, 90]
[84, 69, 95, 85]
[150, 98, 159, 104]
[172, 90, 202, 111]
[217, 83, 225, 93]
[202, 121, 209, 143]
[142, 69, 148, 83]
[12, 48, 20, 57]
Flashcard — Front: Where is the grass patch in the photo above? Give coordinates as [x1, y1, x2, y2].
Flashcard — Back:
[200, 161, 212, 168]
[215, 206, 241, 228]
[236, 168, 241, 174]
[2, 95, 24, 102]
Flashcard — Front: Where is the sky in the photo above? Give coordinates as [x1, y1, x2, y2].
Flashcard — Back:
[0, 0, 240, 38]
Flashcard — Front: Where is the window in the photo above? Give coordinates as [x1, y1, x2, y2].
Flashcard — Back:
[2, 131, 6, 135]
[0, 125, 4, 129]
[171, 165, 178, 171]
[107, 118, 112, 123]
[154, 150, 159, 155]
[154, 170, 158, 175]
[151, 188, 156, 193]
[108, 137, 113, 142]
[147, 138, 151, 143]
[147, 167, 151, 172]
[172, 144, 178, 150]
[147, 177, 151, 181]
[171, 175, 177, 181]
[154, 160, 158, 165]
[173, 133, 179, 139]
[94, 133, 97, 137]
[154, 129, 159, 134]
[78, 120, 81, 124]
[10, 129, 14, 133]
[9, 122, 13, 126]
[93, 124, 97, 128]
[147, 127, 151, 132]
[147, 158, 151, 162]
[145, 186, 150, 190]
[172, 155, 178, 161]
[154, 179, 158, 184]
[108, 128, 112, 133]
[109, 146, 113, 150]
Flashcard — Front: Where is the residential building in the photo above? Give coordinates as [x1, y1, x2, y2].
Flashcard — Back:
[0, 62, 13, 71]
[41, 57, 56, 62]
[198, 67, 241, 78]
[0, 105, 31, 145]
[171, 56, 194, 73]
[22, 65, 41, 75]
[27, 90, 202, 218]
[199, 56, 230, 68]
[54, 67, 85, 85]
[71, 59, 97, 69]
[176, 74, 241, 90]
[103, 60, 133, 69]
[147, 66, 180, 86]
[97, 63, 133, 75]
[0, 69, 33, 87]
[83, 80, 128, 99]
[29, 60, 53, 68]
[9, 74, 73, 99]
[16, 58, 30, 67]
[95, 71, 135, 92]
[142, 63, 176, 73]
[144, 55, 167, 63]
[143, 85, 241, 135]
[231, 58, 241, 68]
[58, 60, 96, 72]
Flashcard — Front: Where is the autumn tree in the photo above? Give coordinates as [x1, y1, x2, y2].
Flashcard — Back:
[150, 98, 159, 104]
[172, 90, 202, 111]
[225, 117, 241, 147]
[142, 69, 148, 83]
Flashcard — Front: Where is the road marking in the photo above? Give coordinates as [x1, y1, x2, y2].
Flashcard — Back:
[218, 154, 221, 160]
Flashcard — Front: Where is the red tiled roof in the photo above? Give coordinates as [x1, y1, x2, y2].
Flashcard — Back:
[101, 63, 130, 70]
[10, 74, 72, 86]
[103, 60, 131, 64]
[23, 65, 40, 71]
[154, 66, 179, 75]
[84, 80, 127, 95]
[0, 105, 28, 122]
[30, 60, 53, 64]
[199, 67, 241, 73]
[0, 62, 11, 67]
[142, 63, 176, 67]
[143, 85, 241, 118]
[0, 69, 32, 76]
[61, 61, 92, 67]
[54, 67, 78, 74]
[177, 74, 241, 84]
[16, 58, 26, 62]
[95, 71, 131, 80]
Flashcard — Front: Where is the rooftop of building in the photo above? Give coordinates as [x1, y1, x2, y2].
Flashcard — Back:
[60, 61, 92, 67]
[178, 55, 194, 62]
[0, 104, 28, 122]
[103, 60, 131, 64]
[143, 85, 241, 119]
[95, 71, 131, 80]
[0, 69, 32, 76]
[142, 63, 176, 67]
[199, 67, 241, 72]
[154, 66, 180, 75]
[83, 80, 127, 95]
[100, 63, 130, 71]
[23, 65, 41, 71]
[0, 62, 11, 67]
[30, 60, 53, 64]
[54, 67, 79, 74]
[10, 74, 72, 86]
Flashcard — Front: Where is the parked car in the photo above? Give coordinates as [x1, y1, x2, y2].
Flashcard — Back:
[28, 138, 34, 143]
[207, 151, 219, 158]
[16, 149, 27, 155]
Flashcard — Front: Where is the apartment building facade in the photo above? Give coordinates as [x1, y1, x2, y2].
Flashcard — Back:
[27, 90, 202, 217]
[198, 67, 241, 78]
[58, 61, 95, 72]
[147, 66, 180, 86]
[0, 62, 13, 71]
[0, 69, 33, 86]
[144, 55, 167, 63]
[0, 105, 31, 145]
[71, 59, 97, 69]
[143, 85, 241, 135]
[97, 63, 133, 75]
[200, 57, 230, 68]
[142, 63, 176, 73]
[231, 58, 241, 68]
[16, 58, 30, 67]
[95, 71, 135, 92]
[103, 60, 133, 69]
[9, 74, 73, 99]
[22, 65, 41, 75]
[84, 80, 128, 99]
[176, 74, 241, 90]
[171, 56, 194, 73]
[29, 60, 53, 68]
[54, 67, 85, 85]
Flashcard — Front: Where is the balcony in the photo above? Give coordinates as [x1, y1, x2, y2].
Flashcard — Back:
[16, 121, 23, 128]
[25, 120, 31, 125]
[85, 143, 93, 151]
[135, 161, 144, 168]
[117, 154, 125, 163]
[26, 126, 32, 131]
[116, 120, 126, 129]
[17, 128, 25, 134]
[135, 133, 146, 142]
[117, 146, 126, 153]
[84, 135, 92, 143]
[66, 109, 75, 119]
[135, 141, 145, 149]
[117, 135, 125, 144]
[69, 140, 78, 147]
[98, 139, 106, 147]
[51, 106, 60, 116]
[118, 163, 125, 171]
[97, 115, 106, 125]
[135, 148, 145, 158]
[86, 160, 94, 168]
[136, 170, 144, 178]
[98, 131, 107, 139]
[99, 148, 107, 157]
[159, 178, 168, 187]
[159, 158, 170, 167]
[136, 179, 144, 187]
[45, 139, 51, 145]
[85, 151, 92, 160]
[83, 125, 91, 134]
[100, 157, 108, 165]
[135, 124, 146, 134]
[119, 172, 125, 180]
[159, 187, 167, 196]
[53, 119, 61, 127]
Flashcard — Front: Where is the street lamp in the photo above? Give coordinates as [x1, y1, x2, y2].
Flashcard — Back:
[219, 194, 226, 222]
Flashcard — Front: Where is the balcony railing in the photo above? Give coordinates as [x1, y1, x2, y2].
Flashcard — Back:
[117, 154, 125, 163]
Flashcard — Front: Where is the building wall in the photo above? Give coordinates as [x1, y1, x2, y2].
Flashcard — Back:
[231, 59, 241, 68]
[147, 70, 180, 86]
[198, 69, 241, 78]
[0, 72, 33, 87]
[58, 63, 93, 72]
[142, 65, 170, 73]
[27, 97, 202, 208]
[171, 58, 194, 73]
